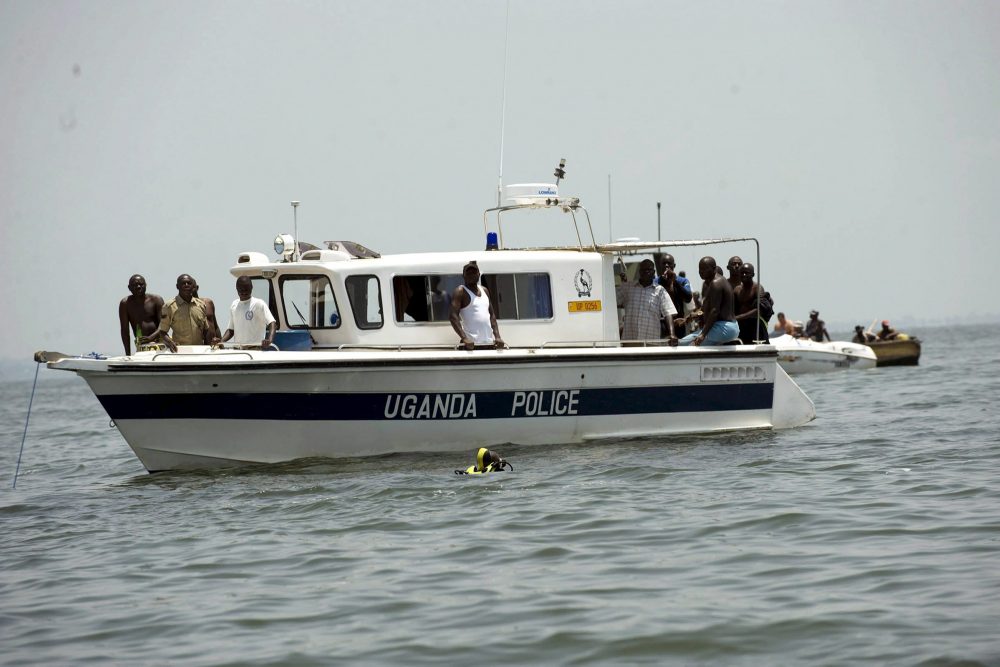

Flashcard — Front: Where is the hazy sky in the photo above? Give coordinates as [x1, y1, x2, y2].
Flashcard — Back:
[2, 0, 998, 362]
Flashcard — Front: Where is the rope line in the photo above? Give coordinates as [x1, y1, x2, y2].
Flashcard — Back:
[13, 362, 41, 489]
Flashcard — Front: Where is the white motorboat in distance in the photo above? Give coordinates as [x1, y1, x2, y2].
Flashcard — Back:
[40, 172, 815, 472]
[771, 334, 877, 374]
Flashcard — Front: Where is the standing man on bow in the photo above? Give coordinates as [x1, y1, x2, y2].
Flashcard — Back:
[142, 274, 213, 352]
[118, 274, 164, 355]
[213, 276, 277, 349]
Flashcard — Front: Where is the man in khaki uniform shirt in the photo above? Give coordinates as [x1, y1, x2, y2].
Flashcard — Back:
[143, 274, 212, 352]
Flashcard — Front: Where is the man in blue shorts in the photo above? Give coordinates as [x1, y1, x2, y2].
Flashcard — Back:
[679, 256, 739, 346]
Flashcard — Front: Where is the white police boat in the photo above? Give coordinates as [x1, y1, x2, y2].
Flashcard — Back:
[39, 177, 815, 472]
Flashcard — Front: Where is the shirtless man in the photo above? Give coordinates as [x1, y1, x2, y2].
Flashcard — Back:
[449, 261, 504, 350]
[118, 274, 164, 355]
[193, 281, 222, 340]
[726, 256, 743, 290]
[733, 262, 768, 344]
[773, 312, 796, 336]
[679, 257, 739, 346]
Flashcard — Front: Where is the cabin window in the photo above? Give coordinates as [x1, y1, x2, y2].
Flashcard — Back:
[390, 272, 552, 322]
[391, 274, 463, 323]
[483, 273, 553, 320]
[279, 275, 342, 329]
[249, 277, 279, 323]
[346, 274, 383, 330]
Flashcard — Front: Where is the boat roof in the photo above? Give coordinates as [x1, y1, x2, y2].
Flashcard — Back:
[511, 237, 760, 253]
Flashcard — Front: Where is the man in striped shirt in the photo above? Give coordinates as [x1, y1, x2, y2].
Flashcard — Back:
[616, 259, 678, 345]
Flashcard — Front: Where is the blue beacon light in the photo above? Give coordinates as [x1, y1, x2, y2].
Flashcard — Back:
[486, 232, 499, 250]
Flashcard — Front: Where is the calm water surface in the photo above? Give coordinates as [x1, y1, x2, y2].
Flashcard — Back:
[2, 325, 999, 666]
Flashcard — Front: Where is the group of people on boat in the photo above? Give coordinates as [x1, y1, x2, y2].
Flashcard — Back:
[773, 309, 831, 342]
[852, 321, 901, 343]
[616, 253, 773, 346]
[772, 308, 904, 345]
[119, 254, 905, 355]
[119, 262, 506, 355]
[118, 273, 275, 354]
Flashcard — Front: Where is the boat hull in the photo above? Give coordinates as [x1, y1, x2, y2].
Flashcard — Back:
[771, 335, 877, 374]
[50, 346, 814, 472]
[868, 338, 921, 366]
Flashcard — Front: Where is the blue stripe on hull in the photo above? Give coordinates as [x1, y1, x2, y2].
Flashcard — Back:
[98, 384, 773, 421]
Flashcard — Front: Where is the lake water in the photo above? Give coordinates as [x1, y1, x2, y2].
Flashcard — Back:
[2, 325, 998, 666]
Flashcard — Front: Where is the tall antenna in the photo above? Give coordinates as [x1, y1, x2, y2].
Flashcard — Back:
[608, 174, 613, 242]
[496, 0, 511, 206]
[291, 201, 300, 261]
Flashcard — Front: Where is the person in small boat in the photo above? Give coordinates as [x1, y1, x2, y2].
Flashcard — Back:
[212, 276, 277, 349]
[679, 256, 739, 346]
[142, 274, 213, 352]
[877, 320, 899, 340]
[616, 258, 678, 344]
[119, 274, 164, 355]
[654, 253, 692, 333]
[733, 262, 769, 344]
[853, 325, 877, 343]
[726, 256, 743, 290]
[804, 310, 831, 342]
[450, 261, 505, 350]
[773, 312, 795, 337]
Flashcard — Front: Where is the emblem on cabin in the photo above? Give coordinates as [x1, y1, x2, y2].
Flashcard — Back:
[574, 269, 593, 297]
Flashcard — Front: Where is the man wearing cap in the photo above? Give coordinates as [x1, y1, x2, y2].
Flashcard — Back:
[877, 320, 898, 341]
[804, 310, 831, 342]
[450, 261, 505, 350]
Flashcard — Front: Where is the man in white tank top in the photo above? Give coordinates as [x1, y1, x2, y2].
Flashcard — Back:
[449, 260, 505, 350]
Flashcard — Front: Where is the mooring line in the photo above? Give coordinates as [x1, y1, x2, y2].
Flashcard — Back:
[12, 362, 41, 489]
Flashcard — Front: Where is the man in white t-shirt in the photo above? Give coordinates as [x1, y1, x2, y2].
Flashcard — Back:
[214, 276, 277, 349]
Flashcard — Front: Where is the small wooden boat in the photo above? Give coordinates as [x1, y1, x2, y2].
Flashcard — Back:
[867, 336, 921, 366]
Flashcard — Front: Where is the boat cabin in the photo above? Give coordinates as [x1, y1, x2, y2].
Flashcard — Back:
[231, 245, 620, 350]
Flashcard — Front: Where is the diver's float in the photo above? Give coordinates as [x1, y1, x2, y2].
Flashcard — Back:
[39, 163, 815, 472]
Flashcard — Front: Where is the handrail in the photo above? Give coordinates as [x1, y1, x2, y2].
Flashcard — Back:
[335, 343, 461, 352]
[538, 339, 676, 349]
[483, 199, 597, 251]
[150, 351, 254, 361]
